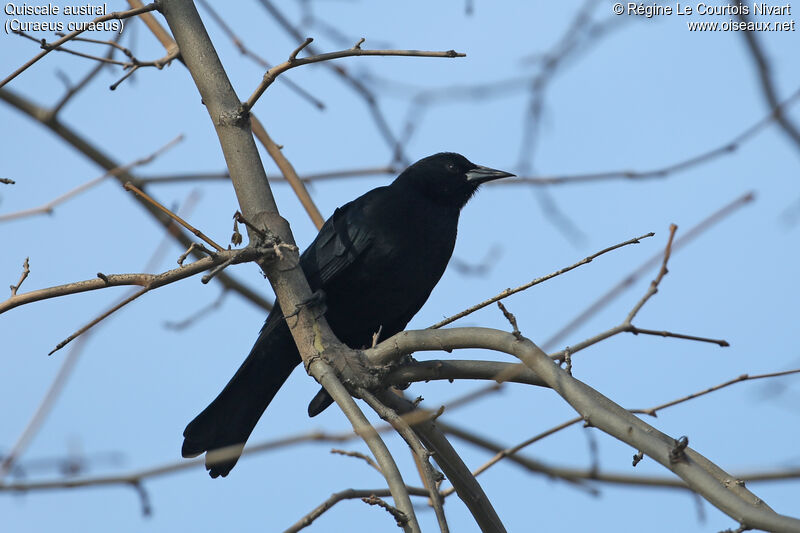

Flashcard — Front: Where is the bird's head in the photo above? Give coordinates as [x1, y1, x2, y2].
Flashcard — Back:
[394, 152, 514, 209]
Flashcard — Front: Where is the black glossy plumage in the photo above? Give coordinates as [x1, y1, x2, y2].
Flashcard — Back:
[181, 153, 513, 477]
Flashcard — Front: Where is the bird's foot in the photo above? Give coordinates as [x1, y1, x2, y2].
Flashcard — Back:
[283, 289, 327, 324]
[326, 347, 384, 391]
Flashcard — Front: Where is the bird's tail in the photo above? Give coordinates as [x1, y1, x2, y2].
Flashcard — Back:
[182, 315, 299, 478]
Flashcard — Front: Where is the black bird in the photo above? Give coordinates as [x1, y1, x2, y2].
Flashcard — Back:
[182, 152, 513, 477]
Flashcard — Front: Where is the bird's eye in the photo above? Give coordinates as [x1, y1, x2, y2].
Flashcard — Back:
[446, 163, 457, 173]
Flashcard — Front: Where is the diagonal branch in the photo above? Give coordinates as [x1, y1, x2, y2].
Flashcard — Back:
[250, 116, 325, 229]
[431, 231, 654, 329]
[361, 390, 449, 533]
[734, 9, 800, 152]
[0, 135, 183, 222]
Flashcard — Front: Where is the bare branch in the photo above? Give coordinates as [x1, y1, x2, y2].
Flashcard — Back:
[445, 418, 800, 491]
[0, 190, 202, 480]
[51, 33, 120, 116]
[123, 182, 224, 251]
[330, 448, 381, 474]
[163, 289, 227, 330]
[138, 165, 399, 185]
[384, 360, 547, 389]
[626, 327, 729, 347]
[48, 288, 149, 355]
[0, 135, 183, 223]
[371, 327, 800, 532]
[243, 40, 464, 112]
[0, 2, 160, 88]
[256, 0, 412, 161]
[0, 334, 86, 479]
[361, 390, 449, 533]
[250, 116, 325, 229]
[12, 30, 178, 85]
[511, 84, 800, 185]
[439, 418, 593, 496]
[0, 178, 15, 184]
[625, 224, 676, 323]
[0, 88, 271, 311]
[543, 192, 754, 351]
[0, 247, 266, 315]
[378, 391, 507, 533]
[8, 257, 30, 296]
[285, 487, 430, 533]
[633, 368, 800, 417]
[0, 430, 361, 491]
[431, 231, 654, 329]
[195, 0, 324, 109]
[360, 494, 409, 530]
[735, 10, 800, 152]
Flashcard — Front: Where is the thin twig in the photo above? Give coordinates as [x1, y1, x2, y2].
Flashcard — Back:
[0, 248, 264, 315]
[542, 192, 754, 351]
[195, 0, 324, 109]
[123, 182, 224, 251]
[447, 366, 800, 488]
[625, 224, 676, 323]
[51, 33, 120, 116]
[330, 448, 382, 473]
[242, 38, 464, 112]
[163, 289, 228, 330]
[439, 417, 586, 497]
[431, 232, 654, 329]
[632, 368, 800, 417]
[0, 2, 160, 88]
[735, 11, 800, 152]
[361, 494, 409, 530]
[285, 487, 430, 533]
[0, 191, 201, 481]
[626, 327, 729, 347]
[0, 135, 183, 222]
[256, 0, 411, 161]
[0, 83, 270, 313]
[250, 116, 325, 229]
[511, 84, 800, 185]
[9, 257, 30, 296]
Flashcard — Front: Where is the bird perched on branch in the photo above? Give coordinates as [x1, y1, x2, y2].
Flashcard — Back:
[182, 152, 513, 477]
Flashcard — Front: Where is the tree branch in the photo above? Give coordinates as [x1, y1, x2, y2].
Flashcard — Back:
[0, 247, 265, 315]
[242, 38, 465, 112]
[431, 231, 654, 329]
[368, 327, 800, 532]
[0, 87, 272, 312]
[0, 2, 160, 88]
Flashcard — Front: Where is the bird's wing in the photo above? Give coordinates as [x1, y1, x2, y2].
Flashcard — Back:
[300, 191, 378, 288]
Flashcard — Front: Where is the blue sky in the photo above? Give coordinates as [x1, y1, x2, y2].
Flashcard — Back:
[1, 2, 799, 532]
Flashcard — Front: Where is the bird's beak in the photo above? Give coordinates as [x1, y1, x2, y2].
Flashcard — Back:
[465, 165, 515, 184]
